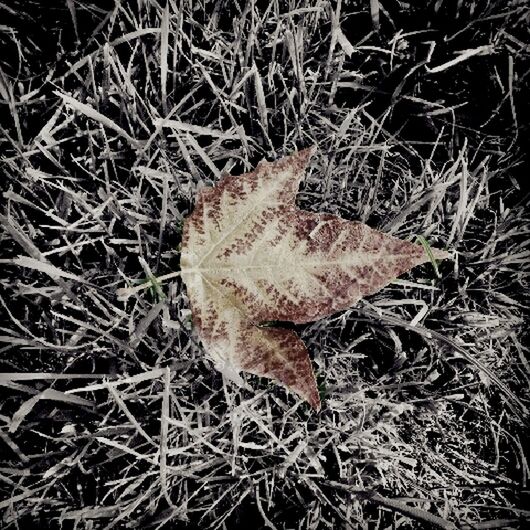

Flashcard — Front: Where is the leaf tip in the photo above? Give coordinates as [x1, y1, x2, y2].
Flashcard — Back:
[296, 144, 317, 163]
[310, 393, 322, 411]
[432, 247, 451, 261]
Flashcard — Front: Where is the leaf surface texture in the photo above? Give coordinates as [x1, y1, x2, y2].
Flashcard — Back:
[181, 148, 448, 409]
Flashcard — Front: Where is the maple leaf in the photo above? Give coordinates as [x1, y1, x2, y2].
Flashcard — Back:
[180, 147, 449, 410]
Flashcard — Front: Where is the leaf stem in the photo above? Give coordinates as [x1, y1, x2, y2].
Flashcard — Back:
[116, 271, 182, 301]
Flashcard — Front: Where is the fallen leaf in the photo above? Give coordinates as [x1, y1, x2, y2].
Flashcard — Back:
[180, 147, 448, 409]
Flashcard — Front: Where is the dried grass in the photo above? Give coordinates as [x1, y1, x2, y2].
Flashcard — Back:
[0, 1, 529, 528]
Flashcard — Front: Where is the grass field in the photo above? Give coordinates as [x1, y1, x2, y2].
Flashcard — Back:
[1, 1, 529, 528]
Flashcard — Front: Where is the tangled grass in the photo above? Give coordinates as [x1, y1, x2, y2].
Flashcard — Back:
[0, 1, 529, 528]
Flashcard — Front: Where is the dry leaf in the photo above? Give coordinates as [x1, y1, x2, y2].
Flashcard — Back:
[180, 147, 448, 409]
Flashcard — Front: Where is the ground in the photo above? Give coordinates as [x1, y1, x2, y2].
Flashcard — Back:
[0, 1, 529, 529]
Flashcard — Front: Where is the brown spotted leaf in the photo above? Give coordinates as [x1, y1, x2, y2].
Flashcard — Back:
[180, 147, 448, 410]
